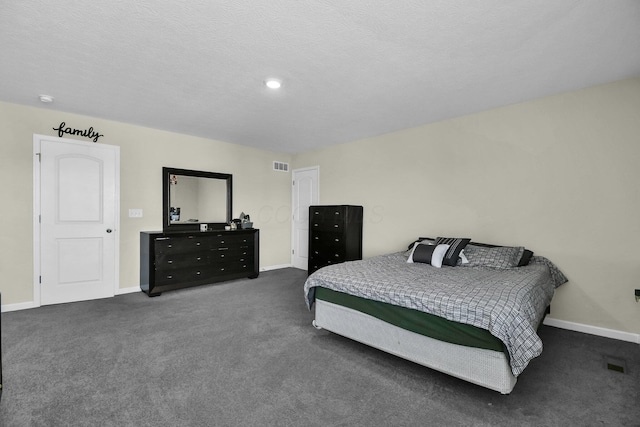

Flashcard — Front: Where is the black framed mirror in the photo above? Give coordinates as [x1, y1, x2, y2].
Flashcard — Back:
[162, 167, 232, 232]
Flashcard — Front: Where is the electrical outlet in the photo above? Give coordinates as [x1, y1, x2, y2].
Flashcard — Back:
[128, 208, 143, 218]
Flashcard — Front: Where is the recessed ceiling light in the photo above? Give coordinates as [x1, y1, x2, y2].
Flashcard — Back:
[264, 79, 282, 89]
[39, 94, 54, 103]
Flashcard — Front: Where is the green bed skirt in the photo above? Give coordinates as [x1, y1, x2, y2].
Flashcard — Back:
[314, 287, 508, 354]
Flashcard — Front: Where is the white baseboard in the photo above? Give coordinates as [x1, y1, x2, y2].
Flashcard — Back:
[260, 264, 293, 272]
[543, 317, 640, 344]
[116, 286, 141, 295]
[1, 300, 40, 313]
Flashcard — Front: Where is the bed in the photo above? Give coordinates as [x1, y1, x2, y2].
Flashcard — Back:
[303, 238, 567, 394]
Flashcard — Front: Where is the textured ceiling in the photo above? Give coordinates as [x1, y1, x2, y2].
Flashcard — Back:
[2, 1, 640, 153]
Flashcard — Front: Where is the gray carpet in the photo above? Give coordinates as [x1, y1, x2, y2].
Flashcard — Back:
[0, 268, 638, 426]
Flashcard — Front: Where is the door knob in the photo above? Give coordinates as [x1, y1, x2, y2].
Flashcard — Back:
[106, 229, 112, 233]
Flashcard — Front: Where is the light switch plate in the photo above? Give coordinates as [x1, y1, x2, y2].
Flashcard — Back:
[129, 208, 143, 218]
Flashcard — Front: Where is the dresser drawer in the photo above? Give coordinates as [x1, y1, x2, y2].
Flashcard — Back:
[154, 266, 218, 285]
[154, 235, 215, 253]
[310, 206, 347, 220]
[155, 251, 214, 270]
[310, 220, 344, 232]
[309, 249, 346, 264]
[210, 248, 253, 264]
[310, 232, 344, 251]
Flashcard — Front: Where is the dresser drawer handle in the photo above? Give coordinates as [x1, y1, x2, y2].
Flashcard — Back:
[196, 271, 201, 275]
[167, 260, 173, 264]
[334, 224, 339, 228]
[335, 238, 340, 242]
[167, 244, 173, 248]
[219, 247, 228, 251]
[196, 242, 201, 246]
[220, 240, 225, 244]
[196, 257, 201, 261]
[220, 268, 225, 271]
[221, 254, 225, 258]
[166, 275, 173, 279]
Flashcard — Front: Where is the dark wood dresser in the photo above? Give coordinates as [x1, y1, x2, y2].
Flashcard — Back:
[308, 205, 363, 275]
[140, 229, 259, 296]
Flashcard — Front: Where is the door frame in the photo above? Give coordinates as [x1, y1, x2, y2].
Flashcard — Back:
[33, 134, 120, 307]
[290, 165, 319, 269]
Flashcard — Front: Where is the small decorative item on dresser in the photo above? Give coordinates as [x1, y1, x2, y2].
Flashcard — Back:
[308, 205, 363, 275]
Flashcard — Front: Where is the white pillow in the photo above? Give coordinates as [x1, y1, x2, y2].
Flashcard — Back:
[430, 244, 450, 268]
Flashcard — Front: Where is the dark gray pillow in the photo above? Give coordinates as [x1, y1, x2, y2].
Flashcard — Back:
[411, 244, 437, 264]
[435, 237, 471, 266]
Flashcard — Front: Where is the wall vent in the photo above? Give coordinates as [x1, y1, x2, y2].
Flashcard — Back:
[273, 161, 289, 172]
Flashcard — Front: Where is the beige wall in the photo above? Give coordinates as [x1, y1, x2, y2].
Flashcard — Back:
[2, 77, 639, 336]
[293, 77, 640, 335]
[0, 102, 292, 305]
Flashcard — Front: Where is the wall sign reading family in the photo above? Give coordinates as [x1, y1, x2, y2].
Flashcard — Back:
[53, 122, 104, 142]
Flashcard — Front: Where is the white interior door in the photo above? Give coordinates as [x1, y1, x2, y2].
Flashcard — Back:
[35, 135, 120, 305]
[291, 167, 319, 270]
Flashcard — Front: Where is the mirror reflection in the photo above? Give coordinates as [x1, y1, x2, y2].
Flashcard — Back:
[169, 175, 228, 224]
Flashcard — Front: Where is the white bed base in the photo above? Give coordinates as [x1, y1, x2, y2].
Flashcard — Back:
[313, 299, 517, 394]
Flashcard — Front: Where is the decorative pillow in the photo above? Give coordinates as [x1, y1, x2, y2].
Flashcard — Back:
[518, 249, 534, 266]
[406, 237, 435, 251]
[407, 242, 449, 268]
[434, 237, 471, 266]
[462, 245, 525, 269]
[406, 240, 434, 262]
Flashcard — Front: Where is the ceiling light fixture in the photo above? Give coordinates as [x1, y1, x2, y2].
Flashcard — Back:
[39, 94, 54, 103]
[264, 79, 282, 89]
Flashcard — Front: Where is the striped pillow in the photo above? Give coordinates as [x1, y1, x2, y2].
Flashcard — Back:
[434, 237, 471, 266]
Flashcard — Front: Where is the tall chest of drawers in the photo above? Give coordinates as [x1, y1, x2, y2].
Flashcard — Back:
[140, 229, 259, 296]
[308, 205, 363, 275]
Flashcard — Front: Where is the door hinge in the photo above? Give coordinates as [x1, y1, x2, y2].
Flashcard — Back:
[39, 275, 42, 284]
[292, 249, 295, 255]
[36, 152, 41, 162]
[292, 180, 295, 185]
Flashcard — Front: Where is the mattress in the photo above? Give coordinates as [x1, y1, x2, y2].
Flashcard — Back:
[305, 252, 566, 376]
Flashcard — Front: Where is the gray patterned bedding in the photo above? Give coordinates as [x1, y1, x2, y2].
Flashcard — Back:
[304, 252, 567, 376]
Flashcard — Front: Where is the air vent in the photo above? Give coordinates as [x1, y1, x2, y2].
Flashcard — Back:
[273, 161, 289, 172]
[605, 356, 626, 374]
